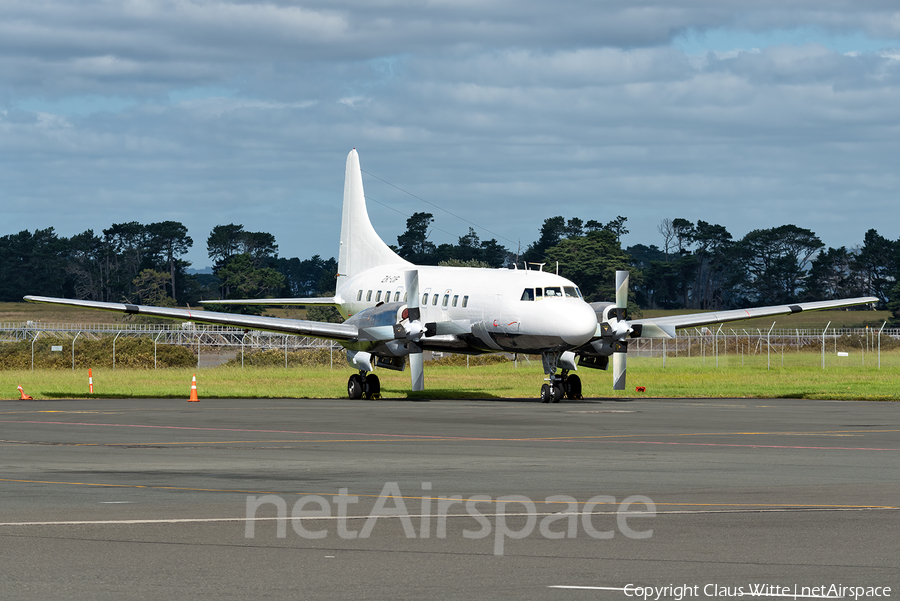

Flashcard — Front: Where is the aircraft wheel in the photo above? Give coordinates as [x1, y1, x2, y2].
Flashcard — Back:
[348, 374, 364, 400]
[565, 374, 582, 400]
[364, 374, 381, 399]
[540, 384, 552, 403]
[551, 383, 564, 403]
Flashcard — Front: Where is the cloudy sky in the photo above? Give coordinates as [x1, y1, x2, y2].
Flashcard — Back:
[2, 1, 899, 268]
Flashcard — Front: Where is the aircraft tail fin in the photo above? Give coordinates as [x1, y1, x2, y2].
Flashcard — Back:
[337, 150, 410, 288]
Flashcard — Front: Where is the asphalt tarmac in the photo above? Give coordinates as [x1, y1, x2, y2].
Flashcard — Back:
[0, 396, 897, 600]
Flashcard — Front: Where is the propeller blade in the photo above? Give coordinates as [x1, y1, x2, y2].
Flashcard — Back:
[612, 342, 627, 390]
[615, 270, 629, 321]
[410, 349, 425, 391]
[613, 271, 629, 390]
[405, 270, 420, 310]
[404, 269, 425, 391]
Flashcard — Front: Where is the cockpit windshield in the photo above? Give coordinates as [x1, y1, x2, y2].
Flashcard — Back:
[522, 286, 582, 300]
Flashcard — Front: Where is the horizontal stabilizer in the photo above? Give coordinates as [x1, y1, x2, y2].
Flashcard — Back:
[199, 297, 339, 306]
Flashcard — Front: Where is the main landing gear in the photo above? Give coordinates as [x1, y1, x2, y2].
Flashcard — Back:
[347, 371, 381, 400]
[540, 351, 583, 403]
[539, 372, 582, 403]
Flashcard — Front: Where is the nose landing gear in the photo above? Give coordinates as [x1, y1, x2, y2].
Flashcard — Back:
[539, 351, 583, 402]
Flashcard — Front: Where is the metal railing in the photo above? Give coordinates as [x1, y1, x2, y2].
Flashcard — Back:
[3, 321, 897, 371]
[0, 322, 334, 350]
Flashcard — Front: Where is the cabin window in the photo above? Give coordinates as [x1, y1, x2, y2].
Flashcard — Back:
[564, 286, 578, 298]
[432, 294, 439, 306]
[375, 291, 382, 302]
[394, 291, 401, 302]
[521, 288, 534, 301]
[545, 286, 562, 297]
[452, 295, 459, 307]
[403, 292, 408, 302]
[462, 295, 469, 308]
[357, 290, 362, 301]
[422, 293, 429, 305]
[366, 290, 373, 302]
[442, 294, 449, 307]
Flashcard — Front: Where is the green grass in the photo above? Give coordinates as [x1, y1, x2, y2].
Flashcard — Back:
[3, 351, 899, 401]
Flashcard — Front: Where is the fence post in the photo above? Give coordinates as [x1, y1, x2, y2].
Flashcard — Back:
[31, 331, 40, 372]
[72, 331, 81, 371]
[113, 331, 122, 370]
[822, 321, 831, 370]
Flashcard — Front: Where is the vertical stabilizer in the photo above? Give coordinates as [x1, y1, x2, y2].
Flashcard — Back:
[337, 149, 411, 289]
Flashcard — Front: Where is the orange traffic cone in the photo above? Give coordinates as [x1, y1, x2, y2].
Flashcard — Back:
[188, 374, 199, 402]
[17, 385, 33, 400]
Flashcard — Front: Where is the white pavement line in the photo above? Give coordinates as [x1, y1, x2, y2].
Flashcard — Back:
[548, 586, 845, 598]
[0, 506, 894, 527]
[549, 585, 628, 591]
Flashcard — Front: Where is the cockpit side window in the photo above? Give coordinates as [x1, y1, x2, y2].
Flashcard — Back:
[521, 288, 534, 301]
[564, 286, 578, 298]
[535, 288, 543, 300]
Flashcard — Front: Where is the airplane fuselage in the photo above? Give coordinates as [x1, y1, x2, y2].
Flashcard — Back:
[338, 265, 599, 355]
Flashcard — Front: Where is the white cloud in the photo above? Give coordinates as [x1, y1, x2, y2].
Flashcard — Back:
[1, 1, 900, 267]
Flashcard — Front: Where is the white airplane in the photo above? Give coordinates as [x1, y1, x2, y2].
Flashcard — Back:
[26, 150, 877, 402]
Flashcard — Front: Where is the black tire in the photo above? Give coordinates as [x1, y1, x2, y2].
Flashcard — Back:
[552, 383, 564, 403]
[540, 383, 552, 403]
[365, 374, 381, 399]
[565, 374, 582, 400]
[348, 374, 364, 400]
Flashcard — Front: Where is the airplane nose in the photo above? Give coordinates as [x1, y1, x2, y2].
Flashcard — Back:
[559, 301, 598, 347]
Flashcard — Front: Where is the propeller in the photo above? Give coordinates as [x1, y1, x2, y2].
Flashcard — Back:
[612, 270, 631, 390]
[393, 270, 426, 391]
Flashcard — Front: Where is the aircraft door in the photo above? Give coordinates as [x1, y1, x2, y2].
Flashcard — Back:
[421, 287, 432, 315]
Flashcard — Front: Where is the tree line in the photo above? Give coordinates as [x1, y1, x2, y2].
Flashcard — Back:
[0, 222, 339, 308]
[3, 213, 899, 321]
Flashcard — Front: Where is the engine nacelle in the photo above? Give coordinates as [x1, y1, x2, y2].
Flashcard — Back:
[346, 350, 374, 371]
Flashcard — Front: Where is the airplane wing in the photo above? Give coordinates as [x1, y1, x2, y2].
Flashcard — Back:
[200, 297, 339, 306]
[23, 296, 358, 341]
[626, 296, 879, 338]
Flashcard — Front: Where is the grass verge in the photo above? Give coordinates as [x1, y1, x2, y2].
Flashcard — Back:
[2, 351, 898, 401]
